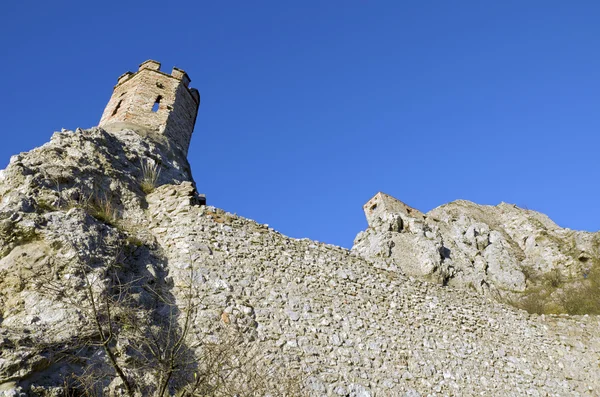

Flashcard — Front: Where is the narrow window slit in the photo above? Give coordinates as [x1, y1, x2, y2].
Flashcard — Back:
[152, 96, 162, 112]
[111, 100, 122, 116]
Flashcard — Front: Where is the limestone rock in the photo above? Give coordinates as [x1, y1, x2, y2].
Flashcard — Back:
[353, 192, 600, 302]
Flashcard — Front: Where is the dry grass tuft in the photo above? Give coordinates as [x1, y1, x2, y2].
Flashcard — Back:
[140, 160, 161, 194]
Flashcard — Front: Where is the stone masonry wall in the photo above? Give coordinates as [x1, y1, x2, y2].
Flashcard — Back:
[99, 63, 199, 156]
[146, 183, 600, 397]
[163, 82, 200, 156]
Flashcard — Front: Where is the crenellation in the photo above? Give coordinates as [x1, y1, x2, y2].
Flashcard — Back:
[99, 60, 200, 156]
[116, 72, 134, 85]
[171, 67, 190, 87]
[139, 59, 161, 71]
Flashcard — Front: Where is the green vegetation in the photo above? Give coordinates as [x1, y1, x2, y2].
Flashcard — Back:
[35, 197, 59, 213]
[559, 264, 600, 315]
[511, 260, 600, 315]
[543, 268, 563, 288]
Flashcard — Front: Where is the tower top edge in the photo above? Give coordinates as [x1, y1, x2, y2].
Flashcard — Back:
[114, 60, 195, 89]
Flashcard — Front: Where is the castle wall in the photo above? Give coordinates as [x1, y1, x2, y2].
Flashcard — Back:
[142, 183, 600, 397]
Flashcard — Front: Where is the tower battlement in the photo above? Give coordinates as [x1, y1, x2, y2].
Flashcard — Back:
[99, 60, 200, 156]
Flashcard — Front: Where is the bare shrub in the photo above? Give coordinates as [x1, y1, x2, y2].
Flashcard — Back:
[33, 242, 307, 397]
[178, 330, 306, 397]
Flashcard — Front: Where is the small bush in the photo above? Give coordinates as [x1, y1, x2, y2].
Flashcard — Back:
[543, 268, 563, 288]
[559, 265, 600, 315]
[125, 235, 145, 248]
[510, 262, 600, 315]
[36, 198, 59, 213]
[45, 187, 120, 226]
[520, 265, 539, 284]
[508, 291, 547, 314]
[560, 286, 600, 315]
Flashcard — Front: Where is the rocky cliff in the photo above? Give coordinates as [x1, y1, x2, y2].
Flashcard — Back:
[0, 127, 599, 396]
[353, 192, 600, 314]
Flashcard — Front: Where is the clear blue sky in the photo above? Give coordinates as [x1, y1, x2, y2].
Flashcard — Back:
[1, 1, 598, 247]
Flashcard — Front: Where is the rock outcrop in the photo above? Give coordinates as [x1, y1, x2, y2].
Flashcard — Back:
[0, 130, 599, 396]
[353, 192, 600, 308]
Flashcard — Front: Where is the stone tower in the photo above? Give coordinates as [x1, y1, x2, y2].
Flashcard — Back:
[99, 60, 200, 156]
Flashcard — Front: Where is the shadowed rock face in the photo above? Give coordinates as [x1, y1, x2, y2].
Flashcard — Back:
[0, 131, 599, 396]
[353, 192, 600, 300]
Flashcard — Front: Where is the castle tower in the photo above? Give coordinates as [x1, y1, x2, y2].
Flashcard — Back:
[99, 60, 200, 156]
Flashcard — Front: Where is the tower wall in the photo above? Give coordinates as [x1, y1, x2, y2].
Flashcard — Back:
[99, 60, 200, 156]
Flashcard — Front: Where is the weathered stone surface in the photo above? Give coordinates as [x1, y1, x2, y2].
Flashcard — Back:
[353, 192, 600, 303]
[0, 132, 599, 396]
[0, 126, 195, 395]
[143, 186, 600, 396]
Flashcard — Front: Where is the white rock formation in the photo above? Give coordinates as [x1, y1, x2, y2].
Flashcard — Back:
[353, 192, 599, 302]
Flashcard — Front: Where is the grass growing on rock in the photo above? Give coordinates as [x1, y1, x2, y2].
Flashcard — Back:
[559, 263, 600, 315]
[86, 194, 119, 226]
[511, 261, 600, 315]
[140, 159, 161, 194]
[34, 187, 122, 228]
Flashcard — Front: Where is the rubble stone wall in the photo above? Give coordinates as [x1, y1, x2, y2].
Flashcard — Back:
[145, 183, 600, 396]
